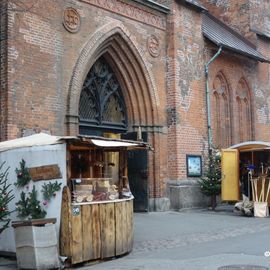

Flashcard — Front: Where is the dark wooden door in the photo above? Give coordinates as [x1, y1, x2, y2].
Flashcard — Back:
[122, 132, 148, 212]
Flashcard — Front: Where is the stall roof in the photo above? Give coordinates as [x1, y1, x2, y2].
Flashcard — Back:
[78, 135, 153, 150]
[0, 133, 69, 152]
[229, 141, 270, 152]
[0, 133, 152, 152]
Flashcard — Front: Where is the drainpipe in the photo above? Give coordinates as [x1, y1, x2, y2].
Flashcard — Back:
[205, 46, 222, 151]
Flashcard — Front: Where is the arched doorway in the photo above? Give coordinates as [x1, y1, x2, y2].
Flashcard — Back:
[78, 55, 149, 211]
[66, 23, 162, 212]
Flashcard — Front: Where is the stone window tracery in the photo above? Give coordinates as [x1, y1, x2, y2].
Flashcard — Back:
[79, 57, 127, 135]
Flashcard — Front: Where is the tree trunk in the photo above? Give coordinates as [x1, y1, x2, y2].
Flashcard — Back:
[211, 194, 217, 210]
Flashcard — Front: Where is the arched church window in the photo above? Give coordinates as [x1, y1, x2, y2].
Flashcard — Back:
[235, 79, 252, 142]
[212, 73, 231, 148]
[79, 57, 127, 135]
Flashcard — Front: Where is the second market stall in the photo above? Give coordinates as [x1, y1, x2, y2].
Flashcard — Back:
[221, 141, 270, 216]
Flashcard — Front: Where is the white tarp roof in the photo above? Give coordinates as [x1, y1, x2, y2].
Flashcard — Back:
[229, 141, 270, 151]
[91, 139, 140, 148]
[0, 133, 67, 153]
[0, 133, 152, 152]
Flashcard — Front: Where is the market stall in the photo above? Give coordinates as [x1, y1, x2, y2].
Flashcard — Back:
[59, 135, 151, 264]
[0, 133, 151, 265]
[221, 141, 270, 210]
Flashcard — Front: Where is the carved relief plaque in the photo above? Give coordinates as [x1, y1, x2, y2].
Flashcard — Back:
[81, 0, 166, 30]
[63, 7, 81, 33]
[148, 35, 160, 57]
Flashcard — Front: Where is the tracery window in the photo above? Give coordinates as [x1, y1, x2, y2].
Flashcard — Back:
[79, 57, 127, 135]
[212, 73, 231, 148]
[235, 79, 252, 142]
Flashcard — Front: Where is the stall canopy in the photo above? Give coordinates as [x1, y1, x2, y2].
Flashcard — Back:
[230, 141, 270, 152]
[0, 133, 152, 153]
[78, 135, 153, 150]
[222, 141, 270, 202]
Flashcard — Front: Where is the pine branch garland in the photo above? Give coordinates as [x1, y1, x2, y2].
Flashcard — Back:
[41, 181, 62, 201]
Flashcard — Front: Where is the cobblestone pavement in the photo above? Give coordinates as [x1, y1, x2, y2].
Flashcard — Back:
[1, 207, 270, 270]
[132, 222, 270, 255]
[87, 209, 270, 270]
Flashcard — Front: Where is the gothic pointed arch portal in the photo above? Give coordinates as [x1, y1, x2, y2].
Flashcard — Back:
[66, 22, 163, 212]
[79, 56, 128, 135]
[66, 22, 160, 135]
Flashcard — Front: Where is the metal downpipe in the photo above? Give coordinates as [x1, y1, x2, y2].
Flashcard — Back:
[205, 46, 222, 151]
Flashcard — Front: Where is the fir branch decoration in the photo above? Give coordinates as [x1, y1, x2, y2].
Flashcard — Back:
[16, 186, 46, 220]
[0, 162, 14, 234]
[15, 159, 31, 188]
[41, 181, 62, 201]
[15, 191, 30, 219]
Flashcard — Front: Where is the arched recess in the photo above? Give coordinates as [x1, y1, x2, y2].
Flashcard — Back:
[212, 71, 231, 148]
[235, 78, 253, 143]
[66, 21, 160, 135]
[66, 21, 164, 205]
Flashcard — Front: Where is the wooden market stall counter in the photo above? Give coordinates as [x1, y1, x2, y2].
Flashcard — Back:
[60, 186, 134, 265]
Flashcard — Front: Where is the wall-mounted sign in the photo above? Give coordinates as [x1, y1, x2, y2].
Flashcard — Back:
[63, 7, 81, 33]
[72, 206, 80, 216]
[29, 164, 62, 181]
[186, 155, 202, 177]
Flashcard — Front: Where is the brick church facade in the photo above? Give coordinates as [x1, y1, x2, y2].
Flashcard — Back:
[0, 0, 270, 210]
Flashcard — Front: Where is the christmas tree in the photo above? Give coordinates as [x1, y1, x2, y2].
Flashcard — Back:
[199, 148, 221, 210]
[0, 162, 14, 234]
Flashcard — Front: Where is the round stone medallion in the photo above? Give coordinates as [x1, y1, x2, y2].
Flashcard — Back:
[63, 7, 81, 33]
[147, 35, 160, 58]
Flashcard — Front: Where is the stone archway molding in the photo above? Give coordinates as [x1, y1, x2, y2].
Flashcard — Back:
[66, 20, 160, 135]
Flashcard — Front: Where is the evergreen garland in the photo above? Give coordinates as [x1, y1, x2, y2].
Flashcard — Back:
[0, 162, 14, 234]
[15, 159, 31, 188]
[41, 181, 62, 201]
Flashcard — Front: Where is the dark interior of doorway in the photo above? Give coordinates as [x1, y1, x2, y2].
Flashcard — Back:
[122, 132, 149, 212]
[239, 150, 270, 200]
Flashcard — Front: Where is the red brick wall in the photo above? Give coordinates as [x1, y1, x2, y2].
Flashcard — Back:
[3, 0, 169, 198]
[0, 2, 8, 140]
[2, 0, 270, 200]
[167, 3, 208, 180]
[199, 1, 251, 38]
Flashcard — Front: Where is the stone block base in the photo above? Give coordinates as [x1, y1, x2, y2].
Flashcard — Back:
[148, 197, 171, 211]
[167, 180, 210, 210]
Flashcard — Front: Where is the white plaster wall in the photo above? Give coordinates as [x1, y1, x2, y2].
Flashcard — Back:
[0, 143, 67, 252]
